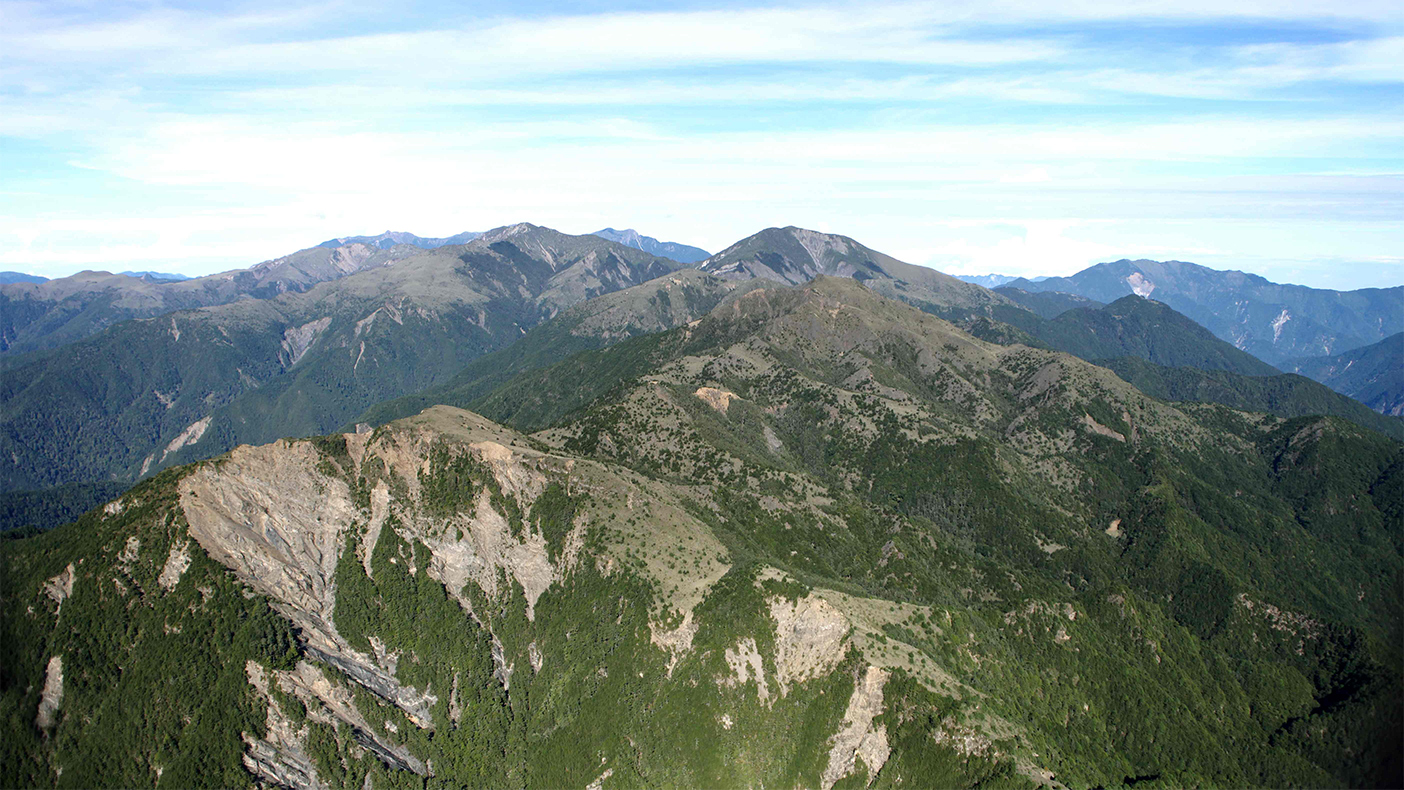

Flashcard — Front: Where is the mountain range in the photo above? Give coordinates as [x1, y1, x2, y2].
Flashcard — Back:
[317, 230, 486, 250]
[2, 272, 1398, 788]
[1002, 260, 1403, 365]
[5, 226, 1401, 502]
[0, 225, 684, 492]
[0, 244, 420, 356]
[0, 272, 48, 285]
[1285, 333, 1404, 417]
[591, 228, 711, 263]
[955, 273, 1024, 288]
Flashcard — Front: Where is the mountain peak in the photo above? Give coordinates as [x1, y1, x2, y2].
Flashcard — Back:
[701, 226, 883, 285]
[477, 222, 542, 244]
[317, 230, 485, 251]
[590, 228, 710, 263]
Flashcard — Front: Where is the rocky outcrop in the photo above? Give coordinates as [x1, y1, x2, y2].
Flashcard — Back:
[723, 638, 770, 704]
[179, 439, 437, 731]
[269, 661, 427, 776]
[243, 661, 328, 790]
[157, 541, 192, 591]
[770, 594, 850, 696]
[42, 563, 75, 611]
[822, 665, 890, 790]
[281, 317, 332, 368]
[694, 386, 739, 414]
[36, 656, 63, 732]
[162, 416, 211, 461]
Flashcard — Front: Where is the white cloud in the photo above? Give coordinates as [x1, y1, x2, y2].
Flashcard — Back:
[1, 0, 1400, 288]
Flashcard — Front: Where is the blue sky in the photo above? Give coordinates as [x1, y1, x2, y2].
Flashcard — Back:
[1, 1, 1401, 289]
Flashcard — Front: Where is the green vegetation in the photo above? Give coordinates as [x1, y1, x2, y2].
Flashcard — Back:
[1000, 259, 1404, 365]
[1102, 356, 1404, 440]
[0, 226, 685, 494]
[0, 482, 128, 535]
[0, 471, 297, 788]
[1285, 332, 1403, 416]
[1, 274, 1398, 788]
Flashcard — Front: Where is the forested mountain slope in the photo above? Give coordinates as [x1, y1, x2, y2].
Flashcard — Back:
[353, 269, 771, 429]
[0, 225, 684, 492]
[371, 263, 1399, 443]
[2, 277, 1398, 789]
[1285, 333, 1404, 416]
[1021, 296, 1281, 377]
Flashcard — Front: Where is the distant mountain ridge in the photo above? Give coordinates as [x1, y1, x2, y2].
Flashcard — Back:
[955, 273, 1020, 287]
[118, 270, 191, 282]
[0, 243, 422, 355]
[1031, 295, 1281, 377]
[0, 272, 46, 284]
[316, 230, 484, 250]
[0, 225, 686, 492]
[591, 228, 710, 263]
[1285, 333, 1404, 416]
[1003, 259, 1404, 364]
[699, 226, 1015, 322]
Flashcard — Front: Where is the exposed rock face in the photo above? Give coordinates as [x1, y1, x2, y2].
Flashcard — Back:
[180, 440, 352, 624]
[694, 386, 739, 414]
[281, 316, 332, 368]
[650, 609, 699, 678]
[42, 563, 75, 610]
[243, 661, 328, 790]
[157, 541, 192, 591]
[769, 594, 850, 696]
[723, 638, 770, 704]
[162, 416, 211, 461]
[36, 656, 63, 732]
[179, 439, 437, 730]
[270, 661, 427, 776]
[822, 665, 891, 790]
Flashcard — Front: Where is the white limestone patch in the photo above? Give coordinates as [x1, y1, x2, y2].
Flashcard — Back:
[242, 661, 328, 790]
[585, 767, 614, 790]
[361, 482, 391, 579]
[36, 656, 63, 732]
[158, 541, 192, 591]
[420, 486, 556, 620]
[1081, 413, 1125, 442]
[650, 609, 699, 678]
[162, 416, 211, 461]
[119, 536, 141, 565]
[281, 316, 332, 368]
[694, 386, 739, 414]
[1126, 272, 1155, 298]
[1271, 309, 1291, 343]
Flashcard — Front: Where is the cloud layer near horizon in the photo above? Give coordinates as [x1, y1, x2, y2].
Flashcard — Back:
[1, 0, 1401, 288]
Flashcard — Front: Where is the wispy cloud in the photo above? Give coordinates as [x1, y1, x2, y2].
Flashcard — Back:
[1, 0, 1400, 287]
